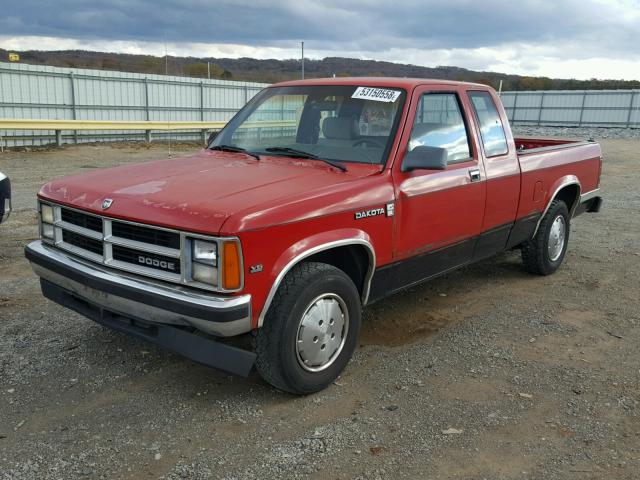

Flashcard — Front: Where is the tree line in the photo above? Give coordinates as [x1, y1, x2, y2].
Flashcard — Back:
[2, 49, 638, 91]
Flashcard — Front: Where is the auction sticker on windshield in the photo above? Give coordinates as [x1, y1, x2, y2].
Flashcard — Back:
[352, 87, 401, 103]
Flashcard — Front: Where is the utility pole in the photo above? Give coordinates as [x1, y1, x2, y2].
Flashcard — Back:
[301, 41, 305, 80]
[207, 61, 211, 79]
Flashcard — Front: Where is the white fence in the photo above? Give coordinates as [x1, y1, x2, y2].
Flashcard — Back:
[500, 90, 640, 128]
[2, 62, 639, 147]
[0, 62, 268, 146]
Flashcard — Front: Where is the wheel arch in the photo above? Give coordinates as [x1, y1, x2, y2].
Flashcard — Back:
[257, 231, 376, 327]
[533, 176, 581, 237]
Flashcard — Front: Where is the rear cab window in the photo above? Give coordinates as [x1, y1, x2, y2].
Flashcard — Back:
[407, 93, 472, 165]
[468, 91, 508, 157]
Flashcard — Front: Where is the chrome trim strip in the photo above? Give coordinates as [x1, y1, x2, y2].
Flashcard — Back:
[106, 235, 181, 258]
[56, 220, 103, 240]
[108, 259, 182, 283]
[57, 241, 104, 264]
[532, 178, 581, 237]
[257, 239, 376, 327]
[580, 188, 600, 203]
[27, 240, 252, 337]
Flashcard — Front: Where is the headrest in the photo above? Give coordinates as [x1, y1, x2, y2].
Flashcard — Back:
[322, 116, 356, 140]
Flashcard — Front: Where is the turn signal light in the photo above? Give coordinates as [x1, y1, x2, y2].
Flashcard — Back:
[222, 241, 241, 290]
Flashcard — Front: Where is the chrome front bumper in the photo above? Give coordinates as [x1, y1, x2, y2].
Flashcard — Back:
[25, 240, 252, 337]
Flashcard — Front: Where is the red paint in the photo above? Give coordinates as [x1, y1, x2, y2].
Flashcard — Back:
[37, 78, 603, 327]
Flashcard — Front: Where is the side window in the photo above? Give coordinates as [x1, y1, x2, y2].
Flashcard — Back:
[408, 93, 471, 164]
[468, 91, 508, 157]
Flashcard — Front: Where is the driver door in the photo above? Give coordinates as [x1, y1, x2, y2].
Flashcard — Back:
[390, 86, 486, 288]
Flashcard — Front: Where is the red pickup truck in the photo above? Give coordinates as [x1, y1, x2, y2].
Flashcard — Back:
[25, 78, 602, 394]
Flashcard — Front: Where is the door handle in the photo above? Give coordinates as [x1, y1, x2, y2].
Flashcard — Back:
[469, 168, 481, 182]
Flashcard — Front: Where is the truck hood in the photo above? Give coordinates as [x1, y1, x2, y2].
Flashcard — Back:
[39, 149, 384, 234]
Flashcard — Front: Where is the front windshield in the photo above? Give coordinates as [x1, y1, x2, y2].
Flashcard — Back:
[211, 85, 406, 165]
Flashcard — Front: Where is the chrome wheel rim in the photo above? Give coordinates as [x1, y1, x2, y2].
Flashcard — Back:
[296, 293, 349, 373]
[548, 215, 566, 262]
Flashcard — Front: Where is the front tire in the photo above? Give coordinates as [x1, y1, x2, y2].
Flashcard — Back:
[254, 262, 361, 394]
[521, 199, 570, 275]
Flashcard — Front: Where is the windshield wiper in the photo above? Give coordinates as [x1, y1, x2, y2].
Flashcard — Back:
[264, 147, 347, 172]
[209, 144, 260, 161]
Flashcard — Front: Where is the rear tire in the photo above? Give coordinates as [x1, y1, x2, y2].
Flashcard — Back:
[254, 262, 361, 394]
[521, 199, 570, 275]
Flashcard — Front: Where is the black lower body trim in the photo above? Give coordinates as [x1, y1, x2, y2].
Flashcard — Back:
[41, 279, 256, 377]
[368, 238, 475, 302]
[473, 223, 512, 261]
[506, 213, 540, 249]
[574, 196, 603, 216]
[369, 214, 541, 303]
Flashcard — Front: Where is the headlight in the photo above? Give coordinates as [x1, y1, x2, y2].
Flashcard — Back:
[193, 240, 217, 266]
[42, 223, 55, 239]
[192, 262, 218, 284]
[188, 237, 242, 291]
[40, 202, 55, 240]
[41, 203, 54, 224]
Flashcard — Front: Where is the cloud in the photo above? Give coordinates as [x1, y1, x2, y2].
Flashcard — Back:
[0, 0, 638, 80]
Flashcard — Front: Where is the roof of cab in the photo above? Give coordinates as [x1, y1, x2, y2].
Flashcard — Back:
[272, 77, 491, 90]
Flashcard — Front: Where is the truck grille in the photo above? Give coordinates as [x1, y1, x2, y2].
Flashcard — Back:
[62, 230, 104, 256]
[48, 204, 185, 284]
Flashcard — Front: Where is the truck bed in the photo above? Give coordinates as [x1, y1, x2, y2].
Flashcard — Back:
[514, 137, 589, 152]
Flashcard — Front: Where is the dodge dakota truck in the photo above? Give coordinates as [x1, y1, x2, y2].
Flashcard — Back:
[25, 78, 602, 394]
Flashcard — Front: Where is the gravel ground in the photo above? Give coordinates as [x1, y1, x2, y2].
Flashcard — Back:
[512, 125, 640, 140]
[0, 138, 639, 479]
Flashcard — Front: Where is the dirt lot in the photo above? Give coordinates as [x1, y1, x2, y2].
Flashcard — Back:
[0, 139, 639, 479]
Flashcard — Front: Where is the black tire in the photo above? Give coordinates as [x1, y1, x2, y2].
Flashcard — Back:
[521, 199, 570, 275]
[254, 262, 361, 394]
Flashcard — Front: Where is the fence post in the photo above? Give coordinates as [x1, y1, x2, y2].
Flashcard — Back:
[578, 91, 587, 127]
[537, 92, 545, 126]
[144, 77, 151, 142]
[200, 81, 205, 121]
[55, 130, 62, 146]
[626, 91, 636, 128]
[69, 72, 78, 144]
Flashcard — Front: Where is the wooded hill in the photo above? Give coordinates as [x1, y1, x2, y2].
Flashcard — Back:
[2, 49, 639, 91]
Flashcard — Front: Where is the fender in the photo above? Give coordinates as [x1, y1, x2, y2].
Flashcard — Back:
[257, 228, 376, 327]
[533, 175, 581, 237]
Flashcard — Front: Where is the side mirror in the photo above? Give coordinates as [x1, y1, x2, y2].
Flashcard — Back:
[207, 130, 219, 145]
[401, 146, 448, 172]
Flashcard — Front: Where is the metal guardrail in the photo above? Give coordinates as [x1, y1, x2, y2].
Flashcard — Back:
[0, 119, 298, 148]
[0, 119, 227, 131]
[0, 119, 225, 147]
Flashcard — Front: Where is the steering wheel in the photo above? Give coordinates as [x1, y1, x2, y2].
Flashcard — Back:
[352, 138, 385, 149]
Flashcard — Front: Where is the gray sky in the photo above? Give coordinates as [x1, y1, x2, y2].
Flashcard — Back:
[1, 0, 639, 80]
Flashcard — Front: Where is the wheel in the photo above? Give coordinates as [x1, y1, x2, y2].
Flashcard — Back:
[254, 262, 361, 394]
[521, 199, 570, 275]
